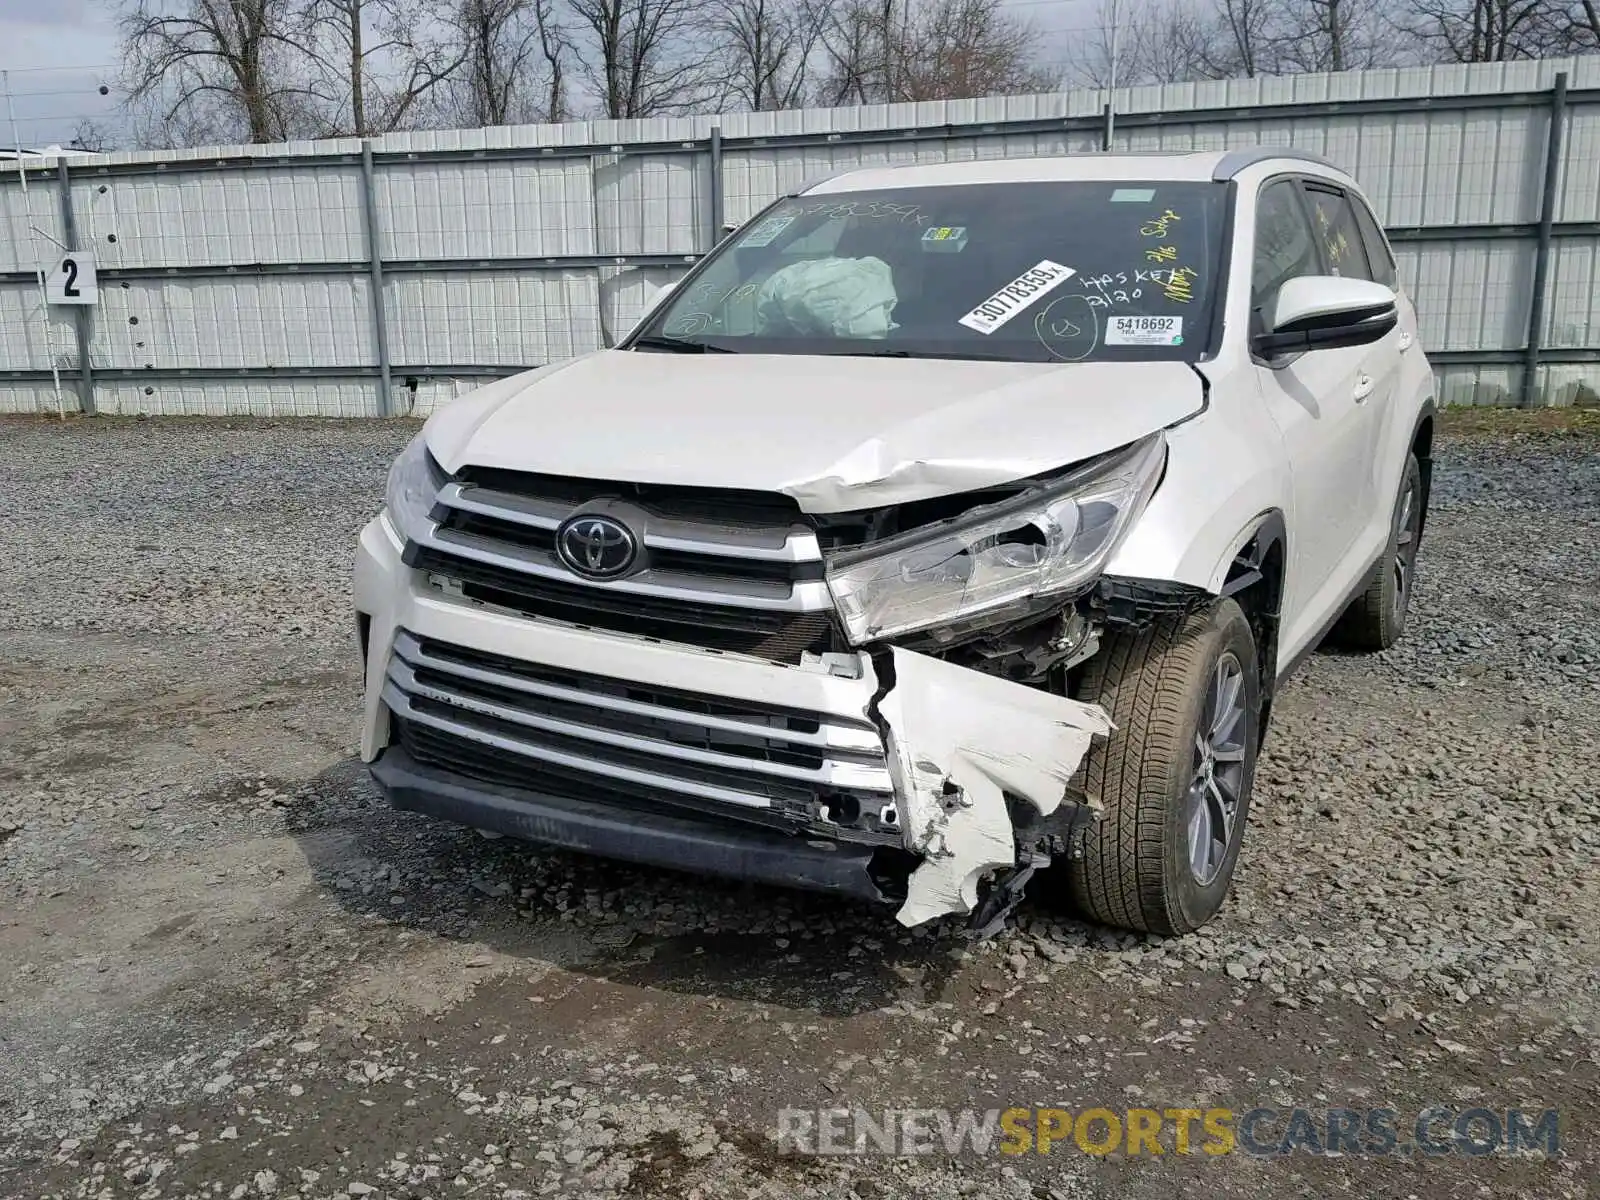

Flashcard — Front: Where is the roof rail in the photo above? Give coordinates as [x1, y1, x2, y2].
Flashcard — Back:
[1212, 147, 1340, 180]
[789, 171, 843, 196]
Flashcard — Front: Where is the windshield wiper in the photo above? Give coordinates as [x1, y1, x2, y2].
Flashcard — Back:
[631, 334, 738, 354]
[830, 347, 1028, 362]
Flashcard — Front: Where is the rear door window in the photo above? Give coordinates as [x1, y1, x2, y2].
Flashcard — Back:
[1348, 195, 1397, 289]
[1303, 184, 1374, 281]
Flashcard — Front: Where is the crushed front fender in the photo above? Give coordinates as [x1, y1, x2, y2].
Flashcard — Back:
[876, 647, 1114, 927]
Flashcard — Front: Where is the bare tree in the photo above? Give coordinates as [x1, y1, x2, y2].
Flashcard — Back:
[567, 0, 715, 117]
[1553, 0, 1600, 49]
[818, 0, 1050, 104]
[1402, 0, 1561, 61]
[1211, 0, 1281, 75]
[114, 0, 319, 145]
[710, 0, 826, 110]
[816, 0, 880, 103]
[1274, 0, 1398, 71]
[899, 0, 1056, 99]
[70, 118, 119, 153]
[1070, 0, 1288, 86]
[441, 0, 571, 125]
[1070, 0, 1213, 87]
[303, 0, 465, 135]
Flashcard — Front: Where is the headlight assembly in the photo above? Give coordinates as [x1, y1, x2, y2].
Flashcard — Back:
[825, 433, 1167, 645]
[385, 432, 444, 542]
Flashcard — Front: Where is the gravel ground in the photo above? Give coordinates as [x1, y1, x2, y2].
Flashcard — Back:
[0, 412, 1595, 1199]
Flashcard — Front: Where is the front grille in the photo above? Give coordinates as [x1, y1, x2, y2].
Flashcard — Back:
[406, 546, 834, 660]
[383, 631, 900, 843]
[407, 468, 837, 661]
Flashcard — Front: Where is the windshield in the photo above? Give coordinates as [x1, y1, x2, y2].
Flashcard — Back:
[633, 180, 1227, 363]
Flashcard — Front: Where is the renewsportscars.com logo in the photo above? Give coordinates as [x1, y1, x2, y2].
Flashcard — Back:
[775, 1106, 1562, 1159]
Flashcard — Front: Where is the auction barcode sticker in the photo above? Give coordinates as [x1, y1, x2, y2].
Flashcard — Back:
[958, 261, 1076, 335]
[1105, 315, 1184, 346]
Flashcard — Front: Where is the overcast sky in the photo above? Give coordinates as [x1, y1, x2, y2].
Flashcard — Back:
[1, 0, 1103, 150]
[1, 0, 121, 149]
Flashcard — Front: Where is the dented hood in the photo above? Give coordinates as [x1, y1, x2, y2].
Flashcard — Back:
[425, 349, 1204, 511]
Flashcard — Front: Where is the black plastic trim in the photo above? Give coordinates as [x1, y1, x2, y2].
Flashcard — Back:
[1275, 548, 1383, 689]
[1090, 574, 1215, 629]
[370, 746, 894, 904]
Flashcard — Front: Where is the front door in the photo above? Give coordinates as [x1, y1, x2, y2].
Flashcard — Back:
[1247, 178, 1381, 656]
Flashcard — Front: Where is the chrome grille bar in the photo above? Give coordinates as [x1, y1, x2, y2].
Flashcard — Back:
[383, 683, 779, 810]
[392, 631, 882, 756]
[413, 524, 834, 612]
[383, 629, 895, 799]
[435, 481, 823, 564]
[385, 663, 891, 791]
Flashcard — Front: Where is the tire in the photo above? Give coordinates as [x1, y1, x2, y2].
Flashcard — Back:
[1328, 452, 1424, 652]
[1062, 599, 1260, 935]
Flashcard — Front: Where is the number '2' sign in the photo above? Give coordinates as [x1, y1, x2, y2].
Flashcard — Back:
[46, 252, 99, 305]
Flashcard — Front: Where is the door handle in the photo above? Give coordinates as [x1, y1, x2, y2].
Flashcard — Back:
[1353, 373, 1375, 403]
[1398, 331, 1414, 350]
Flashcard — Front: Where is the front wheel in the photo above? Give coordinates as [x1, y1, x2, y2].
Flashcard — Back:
[1062, 599, 1260, 935]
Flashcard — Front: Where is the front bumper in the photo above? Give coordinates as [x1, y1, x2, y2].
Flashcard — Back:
[355, 514, 1113, 925]
[373, 747, 893, 904]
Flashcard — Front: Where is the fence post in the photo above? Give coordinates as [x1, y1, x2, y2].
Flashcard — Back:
[359, 140, 394, 418]
[1521, 70, 1568, 408]
[708, 124, 724, 250]
[55, 157, 95, 415]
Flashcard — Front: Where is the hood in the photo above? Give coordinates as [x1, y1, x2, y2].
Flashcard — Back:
[425, 350, 1205, 511]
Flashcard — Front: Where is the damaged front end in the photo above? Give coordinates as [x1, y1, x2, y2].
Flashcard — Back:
[808, 433, 1171, 931]
[874, 647, 1111, 929]
[367, 425, 1191, 938]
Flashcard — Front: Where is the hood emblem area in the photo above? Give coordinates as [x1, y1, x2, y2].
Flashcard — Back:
[555, 513, 639, 580]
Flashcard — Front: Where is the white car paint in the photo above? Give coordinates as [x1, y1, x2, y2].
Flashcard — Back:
[423, 351, 1205, 511]
[355, 149, 1435, 927]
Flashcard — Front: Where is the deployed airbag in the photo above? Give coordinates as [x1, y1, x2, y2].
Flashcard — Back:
[756, 256, 899, 339]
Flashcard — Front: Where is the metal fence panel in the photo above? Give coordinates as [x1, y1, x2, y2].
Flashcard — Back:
[374, 159, 597, 259]
[0, 282, 75, 371]
[0, 183, 62, 274]
[385, 270, 599, 366]
[71, 167, 368, 268]
[95, 276, 375, 369]
[3, 56, 1598, 416]
[1394, 240, 1531, 352]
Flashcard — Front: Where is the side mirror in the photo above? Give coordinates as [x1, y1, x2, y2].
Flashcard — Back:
[1254, 275, 1398, 358]
[652, 279, 680, 301]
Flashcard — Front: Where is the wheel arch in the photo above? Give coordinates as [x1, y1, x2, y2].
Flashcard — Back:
[1408, 398, 1436, 539]
[1216, 509, 1288, 741]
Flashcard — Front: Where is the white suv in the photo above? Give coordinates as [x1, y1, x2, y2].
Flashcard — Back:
[355, 149, 1434, 936]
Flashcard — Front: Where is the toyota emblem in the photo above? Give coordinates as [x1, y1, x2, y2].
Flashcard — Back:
[555, 514, 638, 579]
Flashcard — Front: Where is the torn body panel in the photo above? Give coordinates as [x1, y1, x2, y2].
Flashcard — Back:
[877, 647, 1114, 927]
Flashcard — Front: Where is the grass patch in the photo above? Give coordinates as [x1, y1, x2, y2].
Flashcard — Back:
[1440, 405, 1600, 440]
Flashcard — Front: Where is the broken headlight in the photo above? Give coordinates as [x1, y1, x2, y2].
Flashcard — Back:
[385, 433, 444, 542]
[825, 433, 1166, 645]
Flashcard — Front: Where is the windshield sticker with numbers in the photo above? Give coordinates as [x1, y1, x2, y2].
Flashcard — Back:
[958, 260, 1076, 335]
[920, 225, 968, 252]
[739, 213, 796, 247]
[1105, 315, 1184, 346]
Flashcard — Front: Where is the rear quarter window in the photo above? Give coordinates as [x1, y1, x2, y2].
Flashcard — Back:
[1349, 195, 1398, 289]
